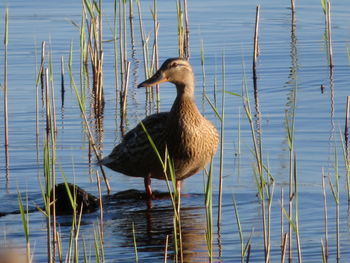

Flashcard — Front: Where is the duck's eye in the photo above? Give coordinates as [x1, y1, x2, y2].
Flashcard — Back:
[171, 62, 178, 68]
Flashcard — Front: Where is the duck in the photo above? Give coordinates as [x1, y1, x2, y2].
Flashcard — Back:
[101, 58, 218, 207]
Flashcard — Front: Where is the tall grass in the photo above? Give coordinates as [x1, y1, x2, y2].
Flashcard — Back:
[68, 42, 111, 194]
[82, 0, 104, 113]
[176, 0, 189, 58]
[233, 197, 253, 263]
[136, 0, 162, 115]
[241, 52, 277, 262]
[17, 190, 31, 263]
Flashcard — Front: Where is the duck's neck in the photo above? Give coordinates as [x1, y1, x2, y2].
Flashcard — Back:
[175, 82, 195, 98]
[170, 82, 200, 118]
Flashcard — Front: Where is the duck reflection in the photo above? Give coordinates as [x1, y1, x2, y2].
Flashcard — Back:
[104, 190, 216, 263]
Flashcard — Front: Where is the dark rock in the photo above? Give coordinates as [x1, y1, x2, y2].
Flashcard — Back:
[51, 183, 99, 215]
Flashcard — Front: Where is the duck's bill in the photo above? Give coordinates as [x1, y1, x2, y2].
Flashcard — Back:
[137, 71, 168, 88]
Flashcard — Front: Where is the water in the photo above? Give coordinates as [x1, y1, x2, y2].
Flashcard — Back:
[1, 0, 350, 262]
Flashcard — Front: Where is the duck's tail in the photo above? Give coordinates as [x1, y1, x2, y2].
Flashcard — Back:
[98, 155, 112, 168]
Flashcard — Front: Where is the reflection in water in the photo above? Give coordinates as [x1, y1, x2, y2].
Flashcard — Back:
[252, 5, 261, 151]
[283, 9, 299, 263]
[105, 192, 215, 262]
[252, 69, 261, 149]
[281, 8, 298, 168]
[61, 55, 65, 108]
[328, 68, 335, 142]
[284, 13, 298, 125]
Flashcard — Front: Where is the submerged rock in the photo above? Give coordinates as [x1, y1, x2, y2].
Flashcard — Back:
[51, 183, 98, 215]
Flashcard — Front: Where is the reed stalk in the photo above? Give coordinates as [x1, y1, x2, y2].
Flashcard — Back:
[176, 0, 184, 58]
[326, 1, 333, 68]
[152, 0, 160, 110]
[164, 235, 169, 263]
[241, 56, 275, 262]
[233, 197, 253, 263]
[204, 161, 213, 259]
[287, 118, 294, 262]
[17, 190, 31, 263]
[280, 187, 284, 261]
[266, 169, 275, 263]
[217, 53, 225, 227]
[114, 0, 120, 107]
[183, 0, 190, 58]
[322, 168, 328, 262]
[61, 178, 77, 262]
[3, 8, 9, 178]
[43, 66, 60, 262]
[43, 130, 52, 263]
[136, 0, 154, 112]
[321, 239, 327, 263]
[129, 0, 136, 60]
[56, 232, 63, 263]
[40, 41, 46, 94]
[241, 60, 263, 251]
[213, 57, 217, 107]
[35, 50, 40, 163]
[281, 233, 288, 263]
[237, 107, 241, 156]
[122, 0, 127, 75]
[129, 0, 134, 20]
[79, 8, 88, 108]
[119, 0, 125, 89]
[252, 5, 260, 72]
[136, 0, 149, 79]
[293, 153, 302, 262]
[48, 52, 58, 257]
[120, 61, 131, 134]
[285, 76, 297, 262]
[96, 171, 104, 242]
[329, 148, 340, 262]
[200, 40, 206, 96]
[291, 0, 295, 13]
[132, 222, 139, 263]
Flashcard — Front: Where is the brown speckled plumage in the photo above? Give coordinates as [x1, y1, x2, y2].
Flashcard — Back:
[102, 58, 218, 198]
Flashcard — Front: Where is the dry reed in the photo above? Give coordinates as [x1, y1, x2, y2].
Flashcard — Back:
[3, 8, 9, 179]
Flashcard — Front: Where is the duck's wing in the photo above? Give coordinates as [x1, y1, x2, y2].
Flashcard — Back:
[101, 112, 169, 177]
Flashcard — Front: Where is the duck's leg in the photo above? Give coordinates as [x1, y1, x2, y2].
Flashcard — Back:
[176, 180, 182, 195]
[144, 174, 153, 209]
[175, 180, 182, 213]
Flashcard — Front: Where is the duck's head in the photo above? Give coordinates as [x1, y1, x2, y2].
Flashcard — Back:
[138, 58, 194, 89]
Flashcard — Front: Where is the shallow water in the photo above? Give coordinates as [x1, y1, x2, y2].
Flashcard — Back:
[1, 0, 350, 262]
